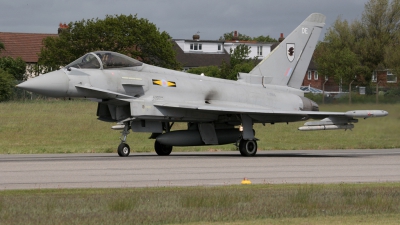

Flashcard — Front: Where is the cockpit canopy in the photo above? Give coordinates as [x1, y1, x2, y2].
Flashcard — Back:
[66, 51, 143, 70]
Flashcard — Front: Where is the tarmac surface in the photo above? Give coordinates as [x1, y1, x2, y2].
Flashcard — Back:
[1, 149, 400, 190]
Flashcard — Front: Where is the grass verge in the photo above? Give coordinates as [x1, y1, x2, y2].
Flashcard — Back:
[0, 100, 399, 154]
[1, 183, 400, 224]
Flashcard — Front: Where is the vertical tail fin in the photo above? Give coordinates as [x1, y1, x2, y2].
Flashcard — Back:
[249, 13, 326, 88]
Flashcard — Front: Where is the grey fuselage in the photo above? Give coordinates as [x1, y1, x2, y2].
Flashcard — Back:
[56, 62, 316, 125]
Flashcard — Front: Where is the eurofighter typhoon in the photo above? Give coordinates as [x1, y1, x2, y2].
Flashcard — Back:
[17, 13, 388, 157]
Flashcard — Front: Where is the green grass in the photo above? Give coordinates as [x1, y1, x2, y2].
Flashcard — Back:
[1, 183, 400, 224]
[0, 100, 399, 154]
[171, 214, 400, 225]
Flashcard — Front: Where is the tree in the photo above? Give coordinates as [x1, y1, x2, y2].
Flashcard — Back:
[221, 44, 258, 80]
[39, 14, 180, 72]
[315, 19, 365, 86]
[384, 34, 400, 76]
[362, 0, 400, 69]
[186, 66, 220, 78]
[252, 35, 277, 42]
[0, 69, 14, 102]
[187, 44, 258, 80]
[315, 0, 400, 85]
[219, 32, 277, 42]
[220, 32, 252, 41]
[0, 41, 4, 52]
[230, 61, 258, 80]
[0, 56, 26, 81]
[229, 44, 255, 67]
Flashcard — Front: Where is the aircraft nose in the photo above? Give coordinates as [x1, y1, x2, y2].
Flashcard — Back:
[17, 70, 69, 98]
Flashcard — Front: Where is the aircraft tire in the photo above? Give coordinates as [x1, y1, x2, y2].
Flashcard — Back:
[117, 143, 130, 157]
[154, 140, 173, 156]
[239, 139, 257, 156]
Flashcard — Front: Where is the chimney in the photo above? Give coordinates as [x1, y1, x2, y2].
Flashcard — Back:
[58, 23, 69, 34]
[193, 31, 200, 41]
[232, 30, 239, 41]
[278, 33, 284, 42]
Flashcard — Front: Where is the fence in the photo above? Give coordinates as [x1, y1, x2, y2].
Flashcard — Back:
[305, 86, 400, 104]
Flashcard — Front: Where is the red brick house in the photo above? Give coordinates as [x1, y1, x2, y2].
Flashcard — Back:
[302, 59, 398, 93]
[301, 60, 339, 92]
[372, 70, 398, 87]
[0, 32, 57, 78]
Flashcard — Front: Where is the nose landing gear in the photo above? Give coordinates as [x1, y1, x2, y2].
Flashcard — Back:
[117, 122, 131, 157]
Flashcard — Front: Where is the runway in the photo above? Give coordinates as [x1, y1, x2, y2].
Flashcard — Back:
[1, 149, 400, 190]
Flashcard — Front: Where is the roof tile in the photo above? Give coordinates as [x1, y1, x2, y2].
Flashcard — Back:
[0, 32, 57, 63]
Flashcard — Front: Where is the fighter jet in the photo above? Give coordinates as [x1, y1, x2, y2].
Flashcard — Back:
[17, 13, 388, 157]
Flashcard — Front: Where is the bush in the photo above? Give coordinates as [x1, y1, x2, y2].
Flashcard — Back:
[187, 66, 221, 78]
[0, 69, 15, 102]
[0, 56, 26, 81]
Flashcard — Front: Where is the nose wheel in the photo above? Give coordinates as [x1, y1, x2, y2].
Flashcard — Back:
[118, 143, 130, 157]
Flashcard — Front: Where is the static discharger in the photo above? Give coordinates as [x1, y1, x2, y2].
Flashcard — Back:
[241, 178, 252, 185]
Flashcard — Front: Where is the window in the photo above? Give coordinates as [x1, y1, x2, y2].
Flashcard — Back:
[190, 43, 202, 51]
[257, 46, 263, 56]
[372, 71, 377, 82]
[307, 71, 312, 80]
[387, 70, 397, 83]
[218, 44, 221, 51]
[314, 71, 318, 80]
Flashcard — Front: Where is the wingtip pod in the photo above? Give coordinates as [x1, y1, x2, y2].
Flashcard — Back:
[345, 110, 389, 118]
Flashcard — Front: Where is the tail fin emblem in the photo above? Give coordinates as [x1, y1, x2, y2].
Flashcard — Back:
[287, 44, 295, 62]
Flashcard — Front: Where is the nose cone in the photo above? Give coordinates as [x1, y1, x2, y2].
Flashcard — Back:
[17, 70, 69, 98]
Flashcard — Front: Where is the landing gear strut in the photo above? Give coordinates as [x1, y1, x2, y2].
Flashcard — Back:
[238, 114, 258, 156]
[117, 123, 131, 157]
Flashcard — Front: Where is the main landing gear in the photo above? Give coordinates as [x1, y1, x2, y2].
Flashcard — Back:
[153, 122, 173, 156]
[237, 114, 258, 156]
[238, 139, 258, 156]
[154, 140, 173, 156]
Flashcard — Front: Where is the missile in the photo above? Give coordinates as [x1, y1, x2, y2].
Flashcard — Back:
[345, 110, 388, 118]
[156, 129, 241, 146]
[298, 124, 354, 131]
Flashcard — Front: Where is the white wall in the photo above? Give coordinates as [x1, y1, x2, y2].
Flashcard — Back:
[174, 40, 273, 58]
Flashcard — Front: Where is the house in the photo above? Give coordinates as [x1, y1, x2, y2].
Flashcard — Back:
[302, 58, 399, 94]
[172, 31, 276, 71]
[172, 34, 230, 71]
[0, 32, 58, 78]
[372, 70, 398, 87]
[223, 31, 275, 61]
[301, 59, 338, 92]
